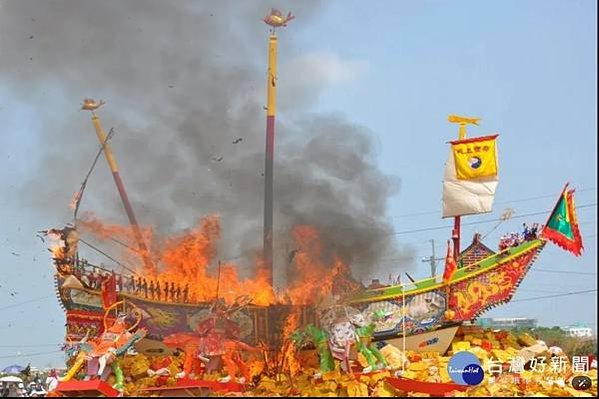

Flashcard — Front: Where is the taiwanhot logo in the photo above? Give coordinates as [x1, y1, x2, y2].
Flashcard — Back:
[447, 351, 484, 386]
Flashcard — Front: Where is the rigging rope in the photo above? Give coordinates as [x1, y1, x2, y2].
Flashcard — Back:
[73, 128, 115, 222]
[78, 238, 139, 276]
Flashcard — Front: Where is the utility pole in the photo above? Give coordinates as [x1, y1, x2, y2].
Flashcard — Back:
[421, 239, 444, 277]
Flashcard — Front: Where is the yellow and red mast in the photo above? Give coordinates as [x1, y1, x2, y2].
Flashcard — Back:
[262, 9, 294, 287]
[81, 99, 154, 271]
[263, 33, 277, 287]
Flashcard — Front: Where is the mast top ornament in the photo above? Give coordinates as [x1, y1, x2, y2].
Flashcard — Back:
[81, 98, 105, 111]
[448, 114, 480, 126]
[263, 8, 295, 28]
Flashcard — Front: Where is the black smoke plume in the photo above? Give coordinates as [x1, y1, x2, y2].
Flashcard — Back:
[1, 0, 413, 285]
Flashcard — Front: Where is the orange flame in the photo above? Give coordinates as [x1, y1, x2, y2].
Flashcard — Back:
[76, 215, 345, 307]
[78, 212, 155, 269]
[285, 226, 339, 305]
[47, 230, 65, 261]
[281, 310, 301, 376]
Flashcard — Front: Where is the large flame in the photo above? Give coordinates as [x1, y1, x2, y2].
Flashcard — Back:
[76, 214, 345, 307]
[285, 225, 340, 305]
[280, 309, 301, 376]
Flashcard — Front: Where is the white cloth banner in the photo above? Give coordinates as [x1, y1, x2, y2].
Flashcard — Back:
[442, 149, 498, 218]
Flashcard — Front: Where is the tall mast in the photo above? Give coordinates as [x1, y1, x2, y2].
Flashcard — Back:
[263, 32, 277, 288]
[447, 114, 480, 262]
[262, 9, 294, 288]
[81, 99, 154, 271]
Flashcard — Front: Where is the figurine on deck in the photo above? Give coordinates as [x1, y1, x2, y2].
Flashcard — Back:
[85, 312, 146, 390]
[164, 296, 260, 384]
[162, 333, 204, 379]
[195, 297, 260, 384]
[60, 305, 146, 392]
[146, 355, 176, 386]
[291, 324, 334, 378]
[355, 310, 391, 372]
[45, 226, 79, 275]
[319, 306, 391, 374]
[323, 306, 362, 373]
[523, 222, 540, 241]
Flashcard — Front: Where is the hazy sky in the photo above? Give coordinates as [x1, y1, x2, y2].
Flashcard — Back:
[0, 0, 596, 368]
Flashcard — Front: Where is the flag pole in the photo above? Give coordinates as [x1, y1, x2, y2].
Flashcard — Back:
[452, 123, 467, 262]
[447, 115, 481, 262]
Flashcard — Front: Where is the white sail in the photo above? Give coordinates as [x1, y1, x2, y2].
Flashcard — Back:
[442, 149, 498, 218]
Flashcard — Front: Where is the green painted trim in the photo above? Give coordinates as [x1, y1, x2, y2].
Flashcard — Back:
[349, 239, 544, 304]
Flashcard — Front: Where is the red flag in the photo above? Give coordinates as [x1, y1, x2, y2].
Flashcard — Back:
[443, 240, 457, 283]
[101, 273, 118, 309]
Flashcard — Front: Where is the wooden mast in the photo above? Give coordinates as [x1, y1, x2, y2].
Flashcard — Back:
[447, 115, 480, 262]
[263, 32, 278, 288]
[82, 99, 154, 271]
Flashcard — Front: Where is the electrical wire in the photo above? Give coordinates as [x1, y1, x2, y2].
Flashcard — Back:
[519, 288, 596, 294]
[531, 268, 596, 276]
[393, 187, 597, 219]
[0, 350, 62, 360]
[0, 344, 61, 348]
[388, 203, 596, 236]
[0, 296, 53, 311]
[512, 289, 597, 303]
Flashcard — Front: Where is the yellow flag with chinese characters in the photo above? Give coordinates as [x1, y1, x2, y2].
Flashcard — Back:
[451, 134, 498, 180]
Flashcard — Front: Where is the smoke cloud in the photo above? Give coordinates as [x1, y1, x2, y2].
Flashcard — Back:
[1, 0, 413, 286]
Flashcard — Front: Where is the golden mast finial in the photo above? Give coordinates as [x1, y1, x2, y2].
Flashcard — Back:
[448, 114, 480, 140]
[448, 114, 480, 126]
[81, 98, 105, 111]
[263, 8, 295, 28]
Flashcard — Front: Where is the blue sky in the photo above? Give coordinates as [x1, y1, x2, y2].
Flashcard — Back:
[0, 0, 596, 368]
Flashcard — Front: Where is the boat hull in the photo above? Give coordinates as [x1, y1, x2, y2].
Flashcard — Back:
[54, 240, 545, 355]
[54, 274, 316, 346]
[349, 239, 546, 339]
[376, 324, 461, 354]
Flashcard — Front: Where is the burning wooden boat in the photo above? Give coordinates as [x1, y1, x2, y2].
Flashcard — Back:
[53, 265, 318, 350]
[49, 108, 583, 359]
